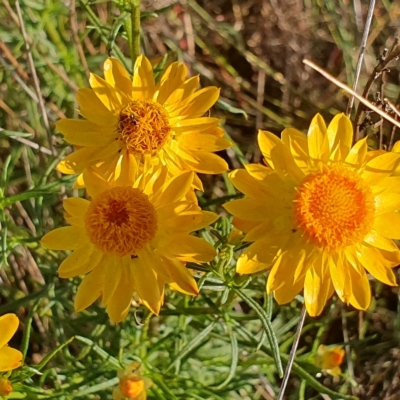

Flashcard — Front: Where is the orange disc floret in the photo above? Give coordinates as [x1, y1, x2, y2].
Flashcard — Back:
[118, 100, 171, 155]
[294, 166, 375, 251]
[84, 186, 158, 256]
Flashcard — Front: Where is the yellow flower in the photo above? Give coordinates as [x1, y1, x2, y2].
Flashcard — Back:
[112, 362, 152, 400]
[224, 113, 400, 316]
[0, 378, 12, 397]
[56, 56, 231, 189]
[41, 168, 217, 323]
[314, 344, 345, 377]
[0, 314, 22, 372]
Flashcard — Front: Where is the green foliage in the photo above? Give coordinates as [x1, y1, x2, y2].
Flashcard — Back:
[1, 1, 400, 399]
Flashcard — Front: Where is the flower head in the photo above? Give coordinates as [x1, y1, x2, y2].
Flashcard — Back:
[41, 168, 217, 323]
[0, 378, 13, 397]
[112, 362, 151, 400]
[57, 56, 231, 189]
[0, 314, 22, 372]
[314, 344, 345, 377]
[224, 113, 400, 316]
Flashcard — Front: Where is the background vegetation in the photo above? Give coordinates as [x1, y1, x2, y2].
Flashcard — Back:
[1, 0, 400, 399]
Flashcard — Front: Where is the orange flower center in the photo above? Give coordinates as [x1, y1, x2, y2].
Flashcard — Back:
[119, 375, 145, 398]
[0, 378, 12, 396]
[293, 166, 375, 251]
[117, 100, 171, 155]
[85, 187, 157, 256]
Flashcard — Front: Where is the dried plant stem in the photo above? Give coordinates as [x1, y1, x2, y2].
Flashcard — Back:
[353, 38, 400, 140]
[303, 59, 400, 133]
[277, 306, 307, 400]
[130, 0, 141, 66]
[346, 0, 376, 117]
[15, 0, 55, 155]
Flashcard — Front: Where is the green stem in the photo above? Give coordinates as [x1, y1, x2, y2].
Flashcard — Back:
[130, 0, 141, 67]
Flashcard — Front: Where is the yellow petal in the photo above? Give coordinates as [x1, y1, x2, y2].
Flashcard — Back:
[228, 169, 270, 199]
[363, 230, 400, 252]
[373, 212, 400, 239]
[177, 133, 232, 152]
[349, 265, 370, 310]
[106, 257, 135, 323]
[244, 220, 277, 242]
[158, 210, 218, 233]
[132, 257, 161, 315]
[161, 256, 198, 295]
[267, 240, 306, 292]
[375, 193, 400, 215]
[156, 62, 188, 104]
[284, 130, 310, 171]
[57, 146, 109, 175]
[223, 198, 268, 221]
[56, 119, 116, 147]
[167, 87, 220, 119]
[114, 150, 139, 186]
[362, 152, 400, 184]
[83, 168, 112, 198]
[0, 347, 22, 372]
[304, 255, 332, 316]
[172, 117, 220, 133]
[103, 57, 132, 99]
[182, 150, 228, 174]
[41, 226, 86, 250]
[90, 73, 122, 112]
[77, 88, 116, 126]
[273, 276, 304, 305]
[328, 253, 351, 304]
[74, 263, 106, 312]
[237, 237, 283, 274]
[102, 256, 121, 305]
[244, 162, 272, 181]
[257, 129, 281, 168]
[356, 245, 397, 285]
[0, 314, 19, 348]
[307, 113, 329, 162]
[164, 234, 216, 263]
[165, 75, 200, 106]
[132, 55, 156, 100]
[345, 137, 367, 167]
[270, 140, 305, 183]
[58, 244, 96, 278]
[155, 171, 194, 205]
[232, 217, 261, 233]
[63, 197, 90, 218]
[326, 113, 353, 161]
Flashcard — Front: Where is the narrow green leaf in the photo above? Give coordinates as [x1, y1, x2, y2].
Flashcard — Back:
[166, 322, 216, 372]
[36, 337, 75, 371]
[210, 331, 238, 390]
[74, 335, 121, 368]
[233, 288, 283, 377]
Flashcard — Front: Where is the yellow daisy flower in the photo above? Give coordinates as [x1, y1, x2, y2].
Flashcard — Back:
[224, 113, 400, 316]
[112, 362, 152, 400]
[0, 314, 23, 372]
[41, 168, 217, 323]
[0, 378, 13, 397]
[56, 56, 231, 189]
[314, 344, 345, 377]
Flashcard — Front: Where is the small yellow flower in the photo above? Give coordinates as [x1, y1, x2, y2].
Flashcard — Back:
[112, 362, 152, 400]
[224, 113, 400, 316]
[41, 168, 217, 323]
[56, 56, 231, 189]
[314, 344, 345, 377]
[227, 228, 243, 246]
[0, 378, 13, 397]
[0, 314, 22, 372]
